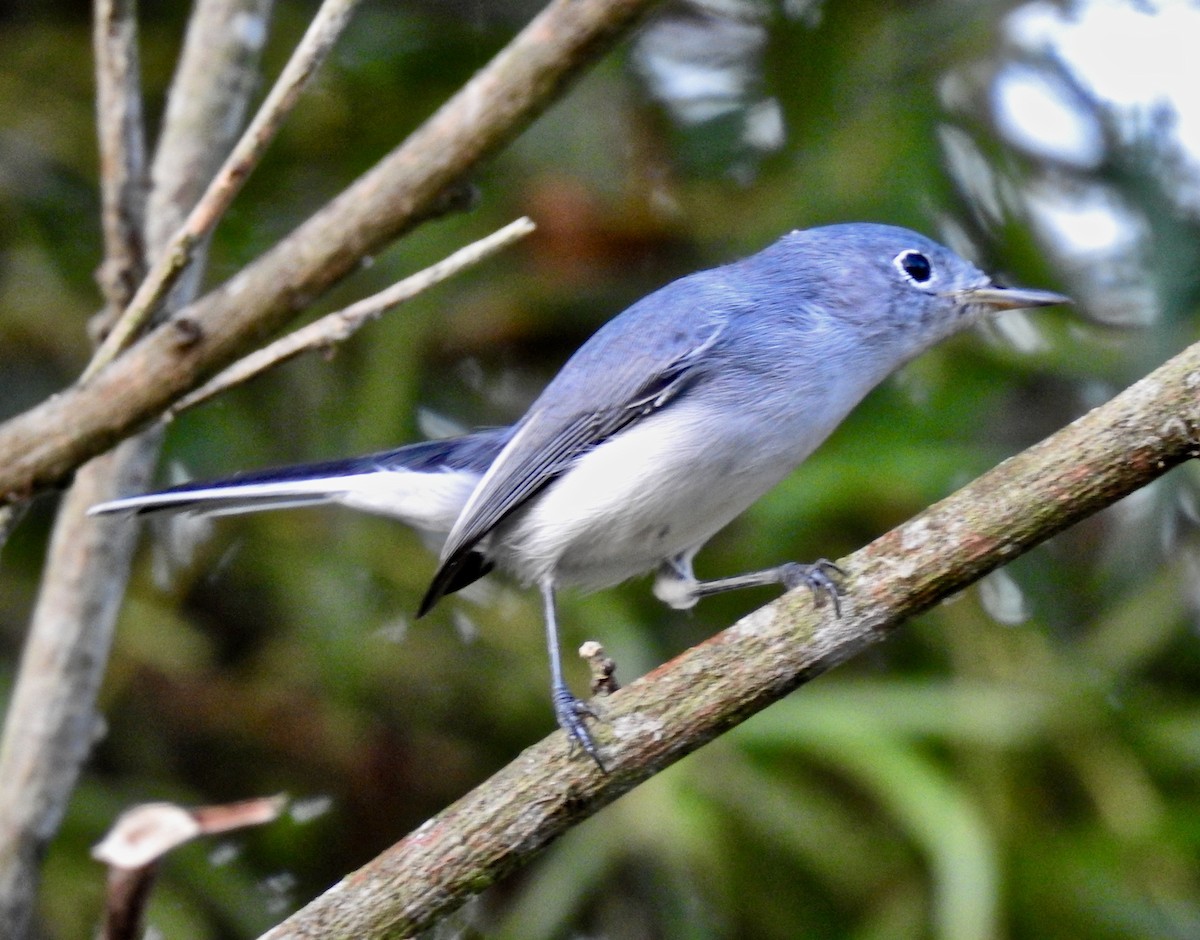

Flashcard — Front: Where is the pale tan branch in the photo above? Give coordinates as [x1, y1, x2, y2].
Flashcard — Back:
[92, 0, 147, 316]
[83, 0, 363, 380]
[168, 216, 536, 418]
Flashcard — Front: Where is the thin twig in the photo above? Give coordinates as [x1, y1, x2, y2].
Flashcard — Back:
[82, 0, 363, 381]
[92, 0, 147, 317]
[260, 337, 1200, 939]
[167, 216, 536, 418]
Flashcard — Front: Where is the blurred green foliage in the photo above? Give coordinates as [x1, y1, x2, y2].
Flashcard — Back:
[1, 1, 1199, 938]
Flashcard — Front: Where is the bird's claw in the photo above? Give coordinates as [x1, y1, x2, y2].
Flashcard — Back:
[781, 559, 844, 617]
[552, 682, 606, 772]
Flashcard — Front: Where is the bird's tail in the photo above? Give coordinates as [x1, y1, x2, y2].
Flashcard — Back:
[88, 427, 511, 536]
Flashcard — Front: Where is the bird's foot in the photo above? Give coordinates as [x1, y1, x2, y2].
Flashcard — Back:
[779, 559, 845, 617]
[552, 682, 606, 773]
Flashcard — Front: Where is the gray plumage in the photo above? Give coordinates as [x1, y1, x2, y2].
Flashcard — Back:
[91, 222, 1068, 770]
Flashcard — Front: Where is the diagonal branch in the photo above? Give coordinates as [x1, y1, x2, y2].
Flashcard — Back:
[166, 216, 535, 418]
[83, 0, 363, 381]
[0, 0, 665, 507]
[259, 338, 1200, 939]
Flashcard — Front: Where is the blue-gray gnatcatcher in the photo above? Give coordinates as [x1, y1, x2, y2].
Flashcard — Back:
[91, 223, 1068, 769]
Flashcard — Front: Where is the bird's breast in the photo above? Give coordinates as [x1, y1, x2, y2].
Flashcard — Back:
[488, 395, 834, 591]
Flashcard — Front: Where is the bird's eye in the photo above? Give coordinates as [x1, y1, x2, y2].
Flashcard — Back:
[894, 250, 933, 286]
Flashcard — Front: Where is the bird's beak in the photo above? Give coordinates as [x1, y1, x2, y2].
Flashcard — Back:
[950, 285, 1072, 311]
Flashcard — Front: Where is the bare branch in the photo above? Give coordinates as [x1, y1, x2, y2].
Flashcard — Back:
[260, 339, 1200, 939]
[0, 0, 145, 560]
[84, 0, 364, 381]
[0, 0, 665, 507]
[145, 0, 275, 250]
[92, 0, 147, 317]
[168, 216, 536, 418]
[0, 2, 275, 933]
[0, 435, 163, 937]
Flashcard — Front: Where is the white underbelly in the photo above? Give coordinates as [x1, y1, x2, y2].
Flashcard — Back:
[490, 399, 830, 591]
[337, 468, 481, 535]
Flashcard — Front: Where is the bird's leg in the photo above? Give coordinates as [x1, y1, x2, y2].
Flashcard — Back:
[655, 556, 844, 616]
[540, 579, 605, 772]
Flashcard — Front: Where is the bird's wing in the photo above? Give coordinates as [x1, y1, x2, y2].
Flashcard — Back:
[420, 281, 731, 612]
[449, 325, 722, 546]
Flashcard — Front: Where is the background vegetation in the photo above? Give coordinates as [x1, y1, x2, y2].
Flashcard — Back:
[1, 0, 1198, 937]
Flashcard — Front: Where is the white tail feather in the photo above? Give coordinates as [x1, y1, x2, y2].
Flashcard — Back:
[88, 478, 353, 517]
[89, 468, 483, 536]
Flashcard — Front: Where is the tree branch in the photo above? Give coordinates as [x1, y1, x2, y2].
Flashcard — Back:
[0, 1, 274, 933]
[84, 0, 363, 380]
[259, 339, 1200, 939]
[167, 216, 536, 419]
[92, 0, 147, 318]
[0, 0, 151, 926]
[0, 0, 664, 507]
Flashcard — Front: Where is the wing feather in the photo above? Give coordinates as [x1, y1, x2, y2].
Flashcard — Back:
[420, 275, 734, 613]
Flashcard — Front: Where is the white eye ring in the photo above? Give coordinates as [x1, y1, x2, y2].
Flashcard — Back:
[893, 250, 935, 287]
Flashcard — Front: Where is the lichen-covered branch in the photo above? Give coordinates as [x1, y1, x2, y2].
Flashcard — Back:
[260, 339, 1200, 940]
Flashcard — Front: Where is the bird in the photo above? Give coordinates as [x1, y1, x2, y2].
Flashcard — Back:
[91, 222, 1068, 770]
